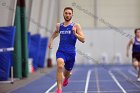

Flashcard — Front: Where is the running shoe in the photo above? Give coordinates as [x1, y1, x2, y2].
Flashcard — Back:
[56, 89, 62, 93]
[63, 78, 69, 87]
[137, 77, 140, 81]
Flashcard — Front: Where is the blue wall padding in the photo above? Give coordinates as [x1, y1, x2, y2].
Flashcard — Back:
[29, 34, 41, 70]
[0, 27, 16, 47]
[27, 32, 31, 55]
[0, 26, 16, 81]
[38, 37, 48, 68]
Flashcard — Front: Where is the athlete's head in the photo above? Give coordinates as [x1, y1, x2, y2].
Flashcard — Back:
[135, 28, 140, 37]
[63, 7, 73, 22]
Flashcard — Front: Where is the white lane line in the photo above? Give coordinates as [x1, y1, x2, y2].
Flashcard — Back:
[84, 69, 92, 93]
[45, 82, 57, 93]
[109, 71, 127, 93]
[128, 70, 137, 77]
[48, 89, 140, 93]
[118, 70, 140, 89]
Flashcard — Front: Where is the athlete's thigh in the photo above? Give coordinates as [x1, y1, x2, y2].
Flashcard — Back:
[56, 51, 66, 67]
[64, 53, 76, 71]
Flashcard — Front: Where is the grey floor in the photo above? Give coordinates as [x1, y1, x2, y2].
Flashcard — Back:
[0, 67, 53, 93]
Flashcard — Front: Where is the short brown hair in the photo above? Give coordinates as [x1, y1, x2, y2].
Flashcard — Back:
[135, 28, 140, 34]
[64, 7, 73, 13]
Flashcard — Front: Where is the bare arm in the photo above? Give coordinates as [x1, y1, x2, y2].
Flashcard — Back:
[73, 24, 85, 43]
[48, 23, 60, 49]
[126, 38, 133, 57]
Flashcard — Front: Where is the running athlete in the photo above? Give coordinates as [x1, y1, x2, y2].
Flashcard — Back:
[126, 28, 140, 81]
[48, 7, 85, 93]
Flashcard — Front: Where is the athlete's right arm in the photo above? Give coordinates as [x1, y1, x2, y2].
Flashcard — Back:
[48, 23, 60, 49]
[126, 38, 133, 57]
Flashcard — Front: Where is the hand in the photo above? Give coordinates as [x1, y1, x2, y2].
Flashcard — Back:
[48, 42, 52, 49]
[72, 26, 77, 36]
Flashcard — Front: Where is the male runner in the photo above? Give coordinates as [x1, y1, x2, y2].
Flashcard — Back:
[48, 7, 85, 93]
[126, 28, 140, 81]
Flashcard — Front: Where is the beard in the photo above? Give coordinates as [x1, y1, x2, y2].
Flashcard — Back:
[64, 16, 72, 22]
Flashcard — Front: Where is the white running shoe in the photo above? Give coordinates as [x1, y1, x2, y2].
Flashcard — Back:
[137, 78, 140, 82]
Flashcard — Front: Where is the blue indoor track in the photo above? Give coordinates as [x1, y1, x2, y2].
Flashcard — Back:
[10, 64, 140, 93]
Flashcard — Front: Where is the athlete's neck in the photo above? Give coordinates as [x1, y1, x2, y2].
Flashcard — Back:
[64, 21, 72, 26]
[137, 37, 140, 41]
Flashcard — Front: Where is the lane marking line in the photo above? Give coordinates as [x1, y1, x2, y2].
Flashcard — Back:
[109, 71, 127, 93]
[84, 69, 92, 93]
[128, 70, 137, 77]
[117, 70, 140, 89]
[45, 82, 57, 93]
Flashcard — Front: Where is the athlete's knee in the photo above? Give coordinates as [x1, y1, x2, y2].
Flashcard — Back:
[132, 60, 139, 67]
[57, 58, 64, 69]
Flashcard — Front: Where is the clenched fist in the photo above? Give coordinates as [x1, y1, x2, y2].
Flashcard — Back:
[72, 26, 77, 36]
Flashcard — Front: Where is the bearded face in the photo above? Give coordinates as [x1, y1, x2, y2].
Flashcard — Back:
[63, 9, 73, 22]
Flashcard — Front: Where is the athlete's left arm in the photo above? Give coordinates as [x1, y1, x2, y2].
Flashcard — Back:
[73, 24, 85, 43]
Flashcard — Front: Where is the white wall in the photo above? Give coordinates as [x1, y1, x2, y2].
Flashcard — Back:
[97, 0, 140, 28]
[38, 0, 50, 38]
[28, 0, 59, 36]
[26, 0, 32, 30]
[59, 0, 140, 28]
[0, 0, 17, 26]
[28, 0, 42, 35]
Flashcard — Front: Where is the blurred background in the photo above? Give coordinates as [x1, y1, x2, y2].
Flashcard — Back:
[0, 0, 139, 83]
